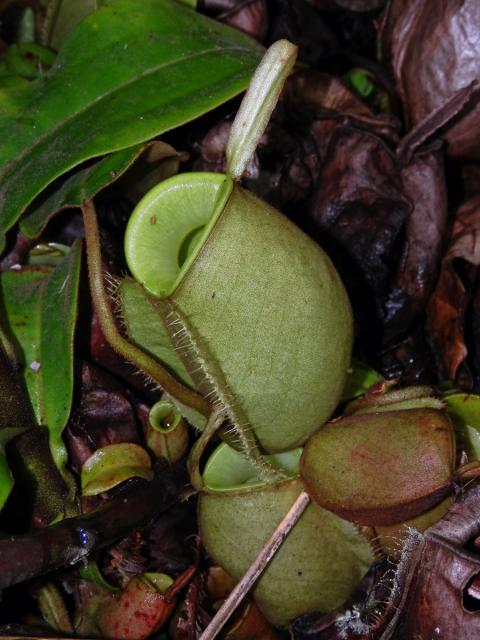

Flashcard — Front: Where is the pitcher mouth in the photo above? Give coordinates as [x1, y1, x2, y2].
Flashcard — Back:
[124, 172, 233, 299]
[202, 442, 302, 493]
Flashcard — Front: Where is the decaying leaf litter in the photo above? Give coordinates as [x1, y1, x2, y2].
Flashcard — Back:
[0, 0, 480, 638]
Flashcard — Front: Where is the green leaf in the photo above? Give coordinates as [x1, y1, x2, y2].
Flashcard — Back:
[79, 557, 119, 591]
[81, 443, 154, 496]
[341, 358, 382, 402]
[177, 0, 197, 8]
[444, 392, 480, 461]
[21, 144, 146, 238]
[21, 141, 182, 239]
[0, 43, 55, 80]
[0, 76, 34, 120]
[0, 241, 82, 476]
[0, 345, 40, 513]
[0, 0, 263, 252]
[0, 340, 36, 430]
[344, 68, 375, 99]
[27, 242, 70, 266]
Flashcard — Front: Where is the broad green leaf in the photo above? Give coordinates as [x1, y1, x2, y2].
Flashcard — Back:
[0, 241, 82, 475]
[21, 145, 145, 238]
[21, 141, 181, 238]
[444, 392, 480, 460]
[0, 76, 35, 119]
[81, 443, 153, 496]
[0, 0, 263, 252]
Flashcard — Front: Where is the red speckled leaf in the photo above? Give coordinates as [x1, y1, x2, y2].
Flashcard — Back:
[301, 408, 455, 525]
[96, 574, 175, 640]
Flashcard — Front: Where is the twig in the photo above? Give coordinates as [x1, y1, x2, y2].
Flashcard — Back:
[199, 490, 311, 640]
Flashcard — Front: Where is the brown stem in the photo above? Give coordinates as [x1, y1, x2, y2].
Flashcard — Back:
[0, 461, 185, 590]
[81, 199, 211, 418]
[198, 490, 311, 640]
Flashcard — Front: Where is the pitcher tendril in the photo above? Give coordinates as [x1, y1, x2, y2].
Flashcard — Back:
[82, 199, 212, 418]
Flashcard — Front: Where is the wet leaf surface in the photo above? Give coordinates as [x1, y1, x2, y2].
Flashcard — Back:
[427, 196, 480, 384]
[381, 0, 480, 161]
